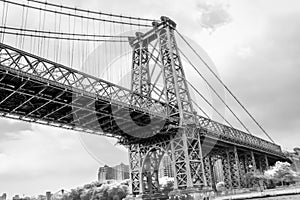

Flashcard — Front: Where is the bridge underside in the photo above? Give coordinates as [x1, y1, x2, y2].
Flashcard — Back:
[0, 42, 287, 199]
[0, 62, 176, 141]
[128, 128, 286, 198]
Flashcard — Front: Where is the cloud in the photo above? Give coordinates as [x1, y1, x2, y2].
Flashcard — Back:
[222, 11, 300, 147]
[196, 0, 232, 31]
[0, 118, 33, 142]
[0, 125, 100, 197]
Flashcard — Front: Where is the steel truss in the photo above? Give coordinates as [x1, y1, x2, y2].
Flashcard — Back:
[125, 17, 287, 197]
[130, 34, 151, 106]
[0, 42, 284, 157]
[257, 154, 269, 172]
[0, 42, 173, 140]
[128, 140, 171, 195]
[0, 15, 288, 198]
[200, 147, 276, 192]
[128, 17, 206, 196]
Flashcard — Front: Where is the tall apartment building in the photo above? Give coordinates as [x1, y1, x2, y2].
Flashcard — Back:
[159, 155, 173, 178]
[98, 163, 129, 183]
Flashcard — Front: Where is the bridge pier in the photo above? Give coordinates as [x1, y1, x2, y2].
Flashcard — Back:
[124, 15, 285, 200]
[127, 142, 280, 199]
[257, 154, 269, 172]
[127, 127, 215, 200]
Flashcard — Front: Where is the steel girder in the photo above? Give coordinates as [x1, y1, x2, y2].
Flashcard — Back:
[128, 144, 144, 195]
[128, 141, 171, 196]
[0, 42, 285, 158]
[198, 118, 284, 159]
[157, 22, 195, 125]
[238, 154, 247, 188]
[170, 127, 206, 190]
[129, 18, 206, 192]
[0, 43, 166, 115]
[243, 151, 258, 187]
[206, 147, 273, 190]
[130, 37, 151, 106]
[212, 147, 241, 189]
[0, 42, 171, 139]
[142, 147, 165, 194]
[221, 152, 232, 189]
[257, 154, 269, 172]
[203, 155, 213, 188]
[226, 147, 241, 189]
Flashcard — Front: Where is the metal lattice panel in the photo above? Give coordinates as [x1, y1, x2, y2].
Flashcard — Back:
[198, 116, 284, 158]
[129, 144, 143, 195]
[203, 155, 213, 187]
[130, 39, 151, 105]
[170, 127, 206, 190]
[128, 140, 171, 195]
[0, 42, 173, 141]
[0, 42, 285, 157]
[221, 153, 232, 189]
[257, 155, 269, 172]
[157, 21, 195, 125]
[228, 147, 241, 189]
[239, 155, 247, 188]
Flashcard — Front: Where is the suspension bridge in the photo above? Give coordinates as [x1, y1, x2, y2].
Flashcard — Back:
[0, 0, 287, 199]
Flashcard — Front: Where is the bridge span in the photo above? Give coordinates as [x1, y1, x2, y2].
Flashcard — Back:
[0, 1, 288, 198]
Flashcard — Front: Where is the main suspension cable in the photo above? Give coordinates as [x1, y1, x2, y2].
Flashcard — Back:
[179, 48, 252, 135]
[176, 30, 275, 143]
[0, 30, 128, 42]
[191, 99, 210, 119]
[187, 80, 233, 128]
[0, 26, 132, 38]
[1, 0, 152, 27]
[26, 0, 156, 22]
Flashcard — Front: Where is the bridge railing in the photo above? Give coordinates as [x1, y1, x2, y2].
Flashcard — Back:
[197, 115, 283, 156]
[0, 43, 167, 118]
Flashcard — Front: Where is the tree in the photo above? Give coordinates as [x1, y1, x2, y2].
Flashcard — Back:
[159, 177, 174, 195]
[294, 147, 300, 155]
[161, 181, 174, 194]
[215, 182, 226, 192]
[68, 188, 83, 200]
[264, 161, 298, 186]
[245, 170, 266, 190]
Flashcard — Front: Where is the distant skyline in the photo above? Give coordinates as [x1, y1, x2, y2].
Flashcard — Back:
[1, 0, 300, 198]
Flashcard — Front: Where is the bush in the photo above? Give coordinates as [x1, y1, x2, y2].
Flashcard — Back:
[216, 182, 226, 192]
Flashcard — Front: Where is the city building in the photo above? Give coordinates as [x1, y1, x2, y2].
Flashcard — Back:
[213, 159, 224, 183]
[12, 195, 30, 200]
[0, 193, 7, 200]
[98, 163, 129, 183]
[114, 163, 130, 181]
[12, 195, 20, 200]
[159, 155, 173, 178]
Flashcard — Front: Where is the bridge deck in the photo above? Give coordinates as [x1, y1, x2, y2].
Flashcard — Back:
[0, 43, 284, 158]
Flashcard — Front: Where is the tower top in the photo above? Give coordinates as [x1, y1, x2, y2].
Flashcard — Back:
[152, 16, 177, 29]
[160, 16, 177, 29]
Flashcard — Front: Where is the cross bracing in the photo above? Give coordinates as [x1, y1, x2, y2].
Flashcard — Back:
[0, 42, 283, 157]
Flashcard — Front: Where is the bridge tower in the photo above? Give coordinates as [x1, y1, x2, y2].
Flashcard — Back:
[127, 16, 209, 199]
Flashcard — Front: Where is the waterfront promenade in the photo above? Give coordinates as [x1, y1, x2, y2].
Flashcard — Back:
[214, 186, 300, 200]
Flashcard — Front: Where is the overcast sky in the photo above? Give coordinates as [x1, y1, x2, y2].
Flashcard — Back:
[1, 0, 300, 198]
